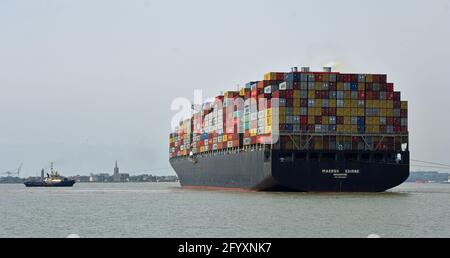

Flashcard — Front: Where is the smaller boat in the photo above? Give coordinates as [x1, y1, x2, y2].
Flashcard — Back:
[24, 163, 75, 187]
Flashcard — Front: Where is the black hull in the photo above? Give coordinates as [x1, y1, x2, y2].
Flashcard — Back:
[24, 180, 76, 187]
[170, 150, 409, 192]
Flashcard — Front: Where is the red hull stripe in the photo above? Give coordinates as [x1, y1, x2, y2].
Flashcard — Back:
[182, 185, 255, 192]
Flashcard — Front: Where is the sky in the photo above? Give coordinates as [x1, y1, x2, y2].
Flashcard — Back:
[1, 0, 450, 176]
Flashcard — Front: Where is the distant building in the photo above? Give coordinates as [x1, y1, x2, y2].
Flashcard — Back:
[90, 173, 112, 182]
[112, 161, 129, 182]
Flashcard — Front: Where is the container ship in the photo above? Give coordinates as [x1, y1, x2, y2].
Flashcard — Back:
[169, 67, 409, 192]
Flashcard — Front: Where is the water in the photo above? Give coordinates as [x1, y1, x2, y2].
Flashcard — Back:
[0, 182, 449, 238]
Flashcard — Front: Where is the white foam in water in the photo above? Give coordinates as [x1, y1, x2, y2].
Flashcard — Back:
[67, 234, 80, 238]
[367, 234, 381, 238]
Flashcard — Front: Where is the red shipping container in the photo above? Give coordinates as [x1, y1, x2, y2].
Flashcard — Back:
[393, 92, 401, 101]
[308, 125, 315, 132]
[380, 83, 387, 92]
[276, 73, 285, 81]
[323, 91, 329, 99]
[328, 107, 337, 116]
[387, 117, 394, 125]
[300, 116, 308, 125]
[386, 83, 394, 92]
[285, 90, 293, 98]
[337, 116, 344, 125]
[358, 91, 365, 100]
[401, 126, 408, 133]
[315, 74, 323, 82]
[315, 116, 322, 124]
[394, 101, 401, 108]
[322, 108, 329, 116]
[387, 92, 394, 100]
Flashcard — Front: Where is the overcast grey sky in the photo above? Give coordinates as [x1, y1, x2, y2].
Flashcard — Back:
[1, 0, 450, 176]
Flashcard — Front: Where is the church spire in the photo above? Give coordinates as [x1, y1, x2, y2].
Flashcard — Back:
[114, 160, 119, 176]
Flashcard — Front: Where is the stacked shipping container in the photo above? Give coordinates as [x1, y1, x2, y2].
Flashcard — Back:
[169, 68, 408, 158]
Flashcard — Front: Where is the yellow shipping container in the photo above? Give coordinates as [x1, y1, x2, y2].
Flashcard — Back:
[322, 116, 329, 125]
[337, 108, 344, 116]
[223, 135, 228, 142]
[315, 99, 322, 108]
[308, 116, 315, 125]
[372, 125, 380, 133]
[344, 125, 351, 132]
[344, 100, 351, 108]
[387, 109, 394, 116]
[315, 108, 322, 116]
[366, 100, 372, 108]
[344, 116, 351, 125]
[337, 125, 345, 133]
[358, 108, 365, 116]
[264, 72, 277, 80]
[373, 100, 380, 108]
[315, 82, 322, 90]
[266, 116, 272, 126]
[314, 142, 323, 150]
[344, 91, 351, 99]
[330, 99, 337, 107]
[239, 88, 246, 96]
[337, 82, 344, 90]
[265, 108, 272, 117]
[387, 100, 393, 109]
[358, 83, 365, 91]
[265, 126, 272, 134]
[308, 90, 315, 99]
[250, 129, 257, 136]
[279, 116, 286, 124]
[351, 108, 358, 116]
[351, 125, 358, 133]
[322, 74, 330, 82]
[308, 108, 315, 116]
[365, 74, 373, 83]
[401, 101, 408, 109]
[293, 108, 300, 115]
[351, 100, 358, 108]
[380, 100, 387, 109]
[343, 108, 351, 116]
[293, 90, 300, 98]
[373, 117, 380, 125]
[279, 107, 286, 116]
[380, 109, 387, 116]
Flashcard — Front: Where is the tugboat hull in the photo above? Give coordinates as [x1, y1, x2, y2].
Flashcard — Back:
[24, 180, 76, 187]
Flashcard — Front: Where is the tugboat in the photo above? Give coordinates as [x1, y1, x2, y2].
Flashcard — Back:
[24, 163, 75, 187]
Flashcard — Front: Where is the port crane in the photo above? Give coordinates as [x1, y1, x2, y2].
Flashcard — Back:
[1, 163, 22, 177]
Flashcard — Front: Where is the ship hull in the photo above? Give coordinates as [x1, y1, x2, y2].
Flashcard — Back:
[24, 180, 76, 187]
[170, 150, 409, 192]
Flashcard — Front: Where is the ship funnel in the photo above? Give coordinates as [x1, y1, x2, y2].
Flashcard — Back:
[291, 67, 298, 72]
[301, 67, 310, 72]
[323, 67, 332, 72]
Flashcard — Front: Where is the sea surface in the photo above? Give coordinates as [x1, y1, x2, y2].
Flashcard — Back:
[0, 182, 449, 238]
